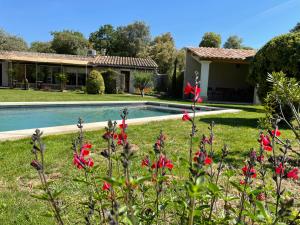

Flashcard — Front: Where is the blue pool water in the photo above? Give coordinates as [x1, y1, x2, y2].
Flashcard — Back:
[0, 105, 183, 132]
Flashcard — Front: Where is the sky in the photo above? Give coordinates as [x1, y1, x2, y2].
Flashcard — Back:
[0, 0, 300, 49]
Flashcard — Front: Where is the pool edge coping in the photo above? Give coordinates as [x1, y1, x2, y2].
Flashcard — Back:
[0, 101, 240, 141]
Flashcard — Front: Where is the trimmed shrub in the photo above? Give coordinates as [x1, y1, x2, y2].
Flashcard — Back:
[86, 70, 105, 94]
[249, 32, 300, 101]
[102, 69, 121, 94]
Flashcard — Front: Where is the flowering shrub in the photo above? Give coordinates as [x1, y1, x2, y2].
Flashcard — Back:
[29, 74, 300, 224]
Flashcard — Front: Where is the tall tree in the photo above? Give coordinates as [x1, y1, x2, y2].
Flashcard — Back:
[112, 21, 151, 57]
[148, 32, 176, 74]
[51, 30, 89, 55]
[223, 35, 243, 49]
[290, 22, 300, 33]
[199, 32, 221, 48]
[30, 41, 54, 53]
[89, 24, 115, 55]
[0, 29, 28, 51]
[176, 48, 186, 72]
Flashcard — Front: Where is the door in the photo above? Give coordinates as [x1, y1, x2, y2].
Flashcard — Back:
[121, 71, 130, 92]
[0, 63, 2, 86]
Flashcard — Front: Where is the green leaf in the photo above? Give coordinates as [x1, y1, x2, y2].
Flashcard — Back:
[73, 178, 89, 184]
[131, 176, 151, 185]
[31, 193, 50, 201]
[207, 183, 221, 195]
[230, 181, 243, 192]
[255, 200, 270, 222]
[52, 189, 63, 198]
[102, 177, 123, 186]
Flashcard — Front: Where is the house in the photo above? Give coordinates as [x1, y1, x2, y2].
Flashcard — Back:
[184, 47, 259, 103]
[0, 51, 158, 93]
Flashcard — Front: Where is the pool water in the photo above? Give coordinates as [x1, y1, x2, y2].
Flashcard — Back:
[0, 105, 183, 132]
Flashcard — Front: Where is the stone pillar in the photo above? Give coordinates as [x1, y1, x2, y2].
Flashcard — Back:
[199, 61, 211, 100]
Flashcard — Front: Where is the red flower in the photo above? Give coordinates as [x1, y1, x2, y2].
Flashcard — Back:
[287, 168, 298, 180]
[257, 155, 264, 162]
[82, 143, 92, 149]
[165, 161, 174, 170]
[182, 111, 192, 121]
[184, 82, 202, 102]
[194, 86, 201, 101]
[117, 133, 128, 145]
[156, 140, 162, 147]
[73, 154, 84, 169]
[193, 151, 212, 165]
[260, 134, 270, 146]
[197, 97, 203, 103]
[242, 165, 256, 178]
[151, 155, 173, 170]
[86, 158, 94, 167]
[264, 145, 272, 151]
[102, 181, 111, 191]
[256, 193, 265, 201]
[141, 157, 150, 167]
[240, 180, 246, 185]
[81, 148, 90, 157]
[271, 129, 281, 137]
[204, 157, 213, 165]
[119, 123, 128, 129]
[275, 163, 284, 175]
[259, 134, 272, 151]
[184, 82, 194, 95]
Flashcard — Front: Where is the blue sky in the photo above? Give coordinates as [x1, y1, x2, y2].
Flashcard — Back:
[1, 0, 299, 49]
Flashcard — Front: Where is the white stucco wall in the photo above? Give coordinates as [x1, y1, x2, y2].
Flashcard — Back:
[1, 61, 9, 86]
[184, 52, 201, 87]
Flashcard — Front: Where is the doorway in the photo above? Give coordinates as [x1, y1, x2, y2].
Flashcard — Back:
[121, 71, 130, 93]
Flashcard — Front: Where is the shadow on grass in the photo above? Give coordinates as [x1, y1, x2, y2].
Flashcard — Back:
[205, 104, 264, 113]
[200, 117, 259, 128]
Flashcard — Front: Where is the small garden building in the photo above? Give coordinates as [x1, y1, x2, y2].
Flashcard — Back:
[184, 47, 258, 103]
[0, 51, 158, 93]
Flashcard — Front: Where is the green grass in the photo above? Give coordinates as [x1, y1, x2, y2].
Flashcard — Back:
[0, 89, 161, 102]
[0, 89, 295, 224]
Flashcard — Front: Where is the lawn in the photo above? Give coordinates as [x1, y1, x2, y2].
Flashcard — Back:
[0, 89, 160, 102]
[0, 89, 295, 224]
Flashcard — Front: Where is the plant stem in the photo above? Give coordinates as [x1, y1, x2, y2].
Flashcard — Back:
[188, 196, 195, 225]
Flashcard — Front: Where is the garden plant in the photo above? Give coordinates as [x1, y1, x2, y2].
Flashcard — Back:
[29, 73, 300, 224]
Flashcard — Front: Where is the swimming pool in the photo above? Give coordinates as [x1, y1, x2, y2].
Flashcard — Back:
[0, 104, 186, 132]
[0, 101, 239, 140]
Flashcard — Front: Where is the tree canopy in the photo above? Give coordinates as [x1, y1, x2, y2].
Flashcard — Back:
[50, 30, 89, 55]
[0, 29, 28, 51]
[199, 32, 221, 48]
[89, 24, 115, 55]
[30, 41, 54, 53]
[147, 32, 176, 74]
[249, 32, 300, 101]
[223, 35, 243, 49]
[290, 22, 300, 33]
[112, 21, 151, 57]
[89, 21, 150, 57]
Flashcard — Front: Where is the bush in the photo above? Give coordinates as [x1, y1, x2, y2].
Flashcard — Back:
[102, 69, 121, 94]
[86, 70, 105, 94]
[249, 32, 300, 101]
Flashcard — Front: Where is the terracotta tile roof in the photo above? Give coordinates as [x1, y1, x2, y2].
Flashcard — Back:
[0, 51, 158, 69]
[93, 55, 158, 69]
[0, 51, 91, 65]
[188, 47, 256, 61]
